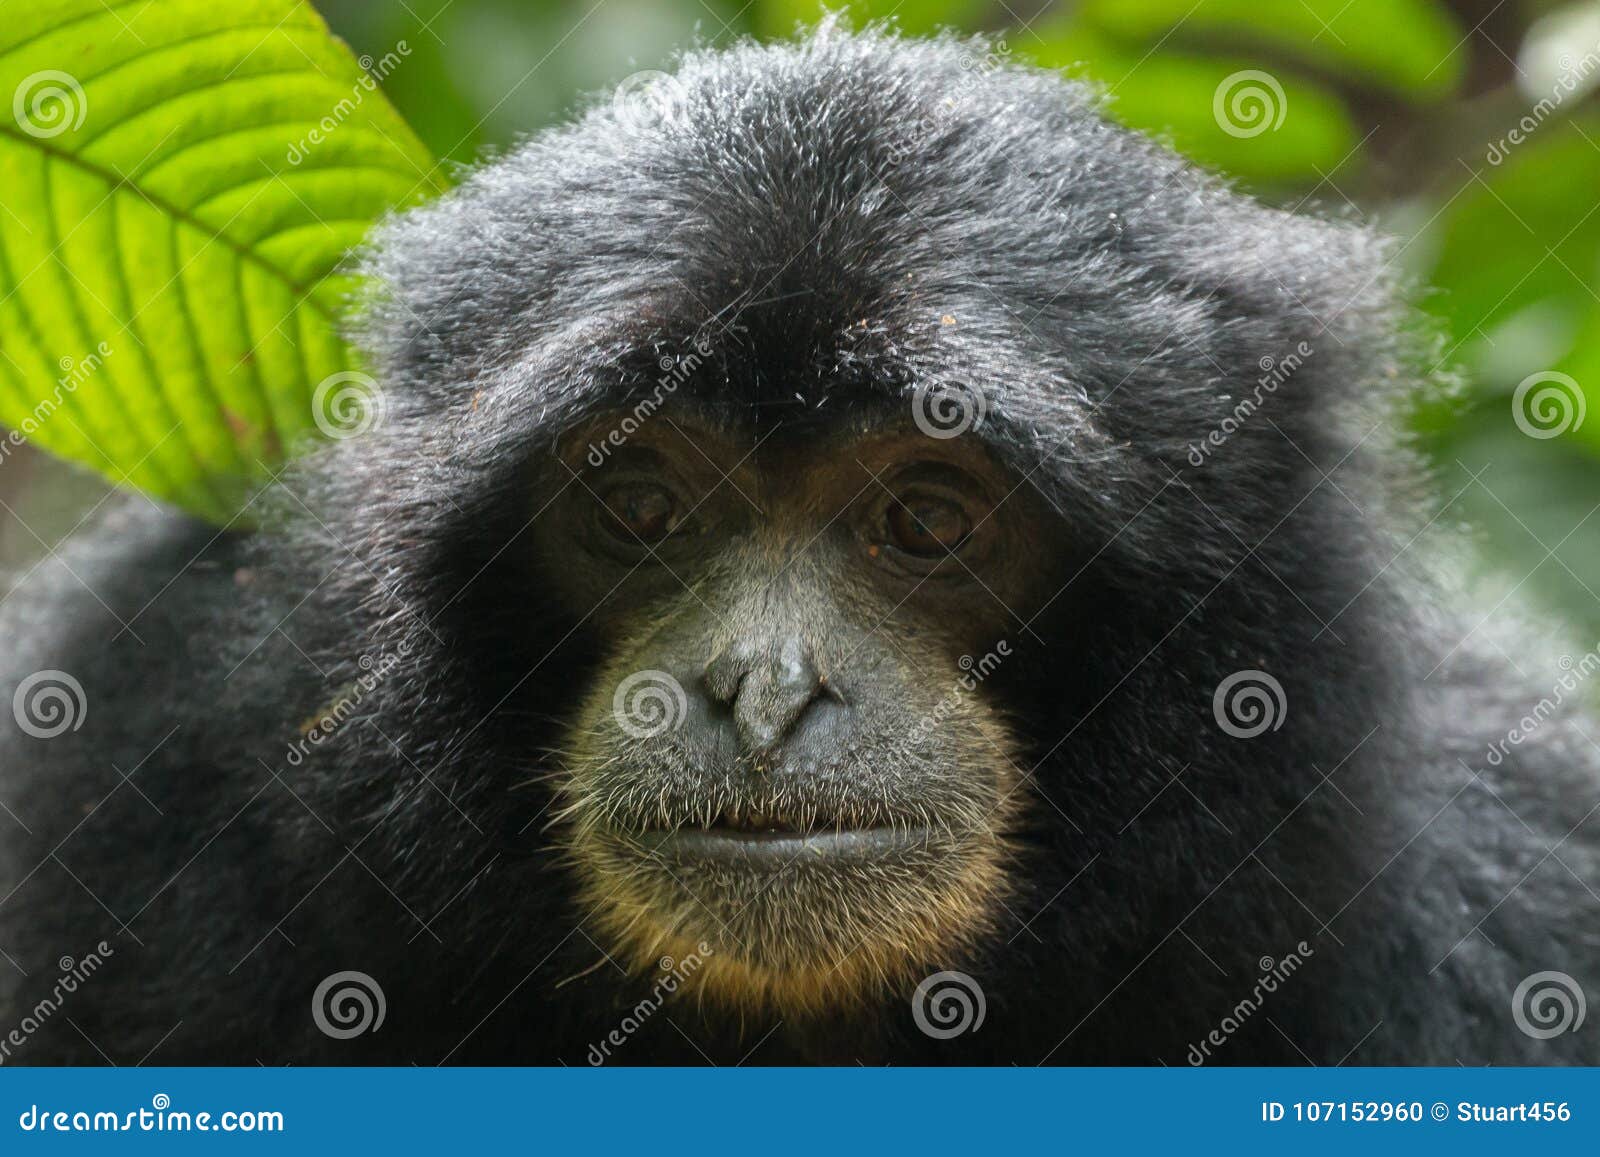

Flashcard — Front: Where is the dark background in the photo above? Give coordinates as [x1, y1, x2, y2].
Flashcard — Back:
[6, 0, 1600, 644]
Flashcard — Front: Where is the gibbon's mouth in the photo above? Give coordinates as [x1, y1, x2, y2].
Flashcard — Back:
[577, 799, 1008, 1009]
[626, 805, 934, 868]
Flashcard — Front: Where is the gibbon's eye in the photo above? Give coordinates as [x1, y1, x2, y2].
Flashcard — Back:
[886, 495, 972, 557]
[600, 481, 681, 544]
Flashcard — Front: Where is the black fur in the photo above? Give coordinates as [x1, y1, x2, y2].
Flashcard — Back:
[2, 24, 1596, 1065]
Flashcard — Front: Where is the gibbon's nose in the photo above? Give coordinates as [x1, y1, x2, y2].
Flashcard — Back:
[702, 634, 828, 755]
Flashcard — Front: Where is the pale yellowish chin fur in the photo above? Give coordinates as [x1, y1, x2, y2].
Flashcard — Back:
[569, 823, 1016, 1018]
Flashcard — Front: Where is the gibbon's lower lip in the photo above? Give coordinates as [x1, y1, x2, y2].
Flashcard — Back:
[632, 826, 934, 867]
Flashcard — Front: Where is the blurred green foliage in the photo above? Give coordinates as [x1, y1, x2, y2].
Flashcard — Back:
[315, 2, 1600, 636]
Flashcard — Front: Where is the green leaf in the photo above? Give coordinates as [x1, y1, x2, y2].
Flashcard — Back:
[1426, 118, 1600, 347]
[0, 0, 442, 521]
[1074, 0, 1465, 100]
[1420, 118, 1600, 455]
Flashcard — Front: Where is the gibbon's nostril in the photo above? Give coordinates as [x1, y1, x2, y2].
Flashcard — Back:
[702, 643, 750, 706]
[705, 635, 829, 753]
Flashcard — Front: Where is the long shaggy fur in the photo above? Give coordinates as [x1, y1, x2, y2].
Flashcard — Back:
[1, 23, 1596, 1064]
